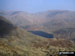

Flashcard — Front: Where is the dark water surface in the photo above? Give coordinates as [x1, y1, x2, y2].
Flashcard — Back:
[29, 31, 54, 38]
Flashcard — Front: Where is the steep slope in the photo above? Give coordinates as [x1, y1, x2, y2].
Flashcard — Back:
[0, 10, 75, 40]
[26, 10, 75, 32]
[1, 10, 75, 30]
[0, 16, 75, 56]
[0, 16, 48, 56]
[0, 16, 15, 37]
[54, 28, 75, 41]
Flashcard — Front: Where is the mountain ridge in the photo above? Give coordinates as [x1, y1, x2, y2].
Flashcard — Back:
[0, 10, 75, 40]
[0, 15, 75, 56]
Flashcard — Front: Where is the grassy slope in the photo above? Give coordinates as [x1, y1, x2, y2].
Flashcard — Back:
[0, 16, 75, 56]
[0, 28, 75, 56]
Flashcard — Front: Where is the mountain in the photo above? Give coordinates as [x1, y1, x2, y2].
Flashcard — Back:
[0, 16, 75, 56]
[1, 10, 75, 30]
[1, 10, 75, 40]
[0, 16, 48, 56]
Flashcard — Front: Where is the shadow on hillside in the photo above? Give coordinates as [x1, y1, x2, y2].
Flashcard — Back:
[0, 16, 15, 37]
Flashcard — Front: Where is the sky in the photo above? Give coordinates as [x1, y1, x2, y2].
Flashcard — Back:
[0, 0, 75, 13]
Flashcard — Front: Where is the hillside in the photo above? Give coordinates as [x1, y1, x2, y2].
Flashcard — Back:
[1, 10, 75, 40]
[0, 16, 15, 37]
[54, 28, 75, 41]
[0, 16, 48, 56]
[0, 16, 75, 56]
[1, 10, 75, 31]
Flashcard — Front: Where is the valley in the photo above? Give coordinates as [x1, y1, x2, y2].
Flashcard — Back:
[1, 10, 75, 40]
[0, 10, 75, 56]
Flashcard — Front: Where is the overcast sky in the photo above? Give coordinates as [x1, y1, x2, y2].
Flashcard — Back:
[0, 0, 75, 13]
